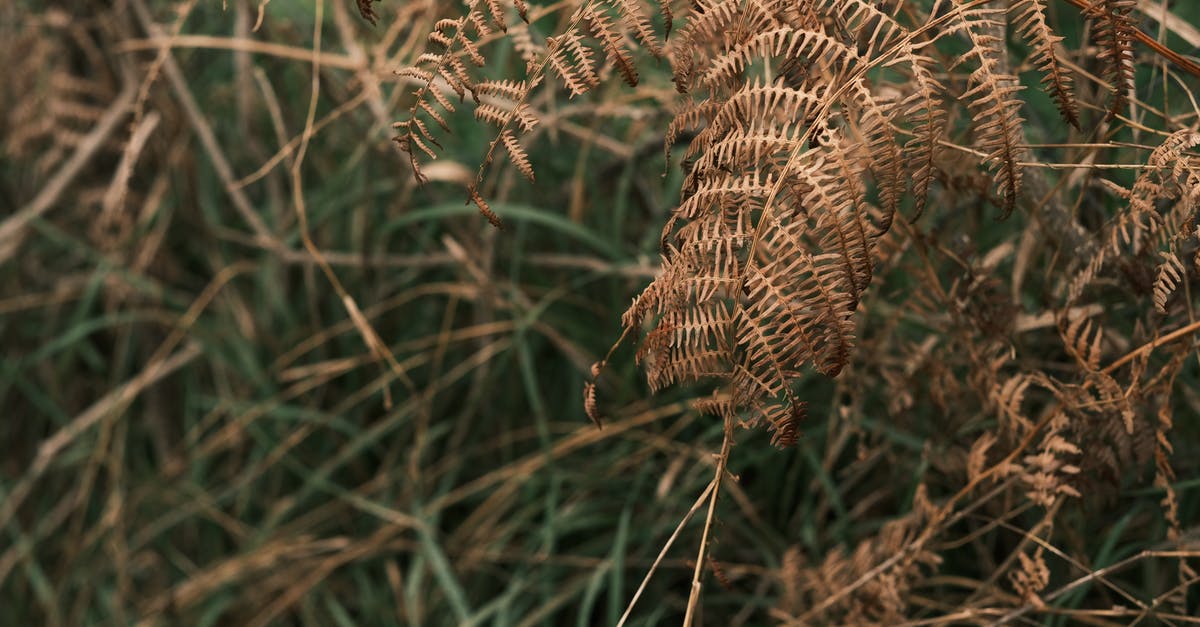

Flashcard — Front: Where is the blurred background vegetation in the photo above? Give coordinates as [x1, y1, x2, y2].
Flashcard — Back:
[1, 0, 1198, 625]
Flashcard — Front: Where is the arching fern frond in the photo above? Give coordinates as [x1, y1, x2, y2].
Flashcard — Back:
[585, 5, 641, 86]
[1084, 0, 1137, 120]
[546, 28, 601, 97]
[395, 12, 491, 183]
[1012, 0, 1080, 130]
[948, 3, 1025, 217]
[1071, 130, 1200, 302]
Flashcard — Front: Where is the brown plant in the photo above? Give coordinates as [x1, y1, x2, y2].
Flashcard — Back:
[394, 0, 1200, 621]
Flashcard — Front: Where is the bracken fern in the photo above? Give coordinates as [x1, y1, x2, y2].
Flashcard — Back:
[392, 0, 1200, 620]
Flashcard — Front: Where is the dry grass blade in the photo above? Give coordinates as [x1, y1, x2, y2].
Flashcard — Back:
[617, 479, 716, 627]
[128, 0, 278, 250]
[0, 343, 202, 582]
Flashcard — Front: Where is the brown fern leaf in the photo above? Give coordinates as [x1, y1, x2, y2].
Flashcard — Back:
[681, 82, 824, 179]
[950, 4, 1026, 217]
[1124, 131, 1200, 247]
[585, 6, 640, 87]
[622, 0, 914, 438]
[813, 0, 907, 57]
[698, 28, 844, 91]
[769, 400, 805, 447]
[499, 130, 535, 181]
[1072, 131, 1200, 300]
[1012, 0, 1080, 130]
[1060, 312, 1103, 372]
[482, 0, 509, 32]
[546, 29, 601, 98]
[397, 2, 557, 210]
[395, 14, 488, 183]
[1153, 251, 1185, 314]
[464, 8, 496, 38]
[845, 79, 903, 220]
[1023, 426, 1083, 507]
[475, 78, 532, 103]
[966, 432, 998, 484]
[1009, 549, 1051, 603]
[356, 0, 379, 25]
[898, 52, 947, 219]
[991, 373, 1034, 433]
[664, 98, 722, 167]
[5, 27, 113, 162]
[469, 188, 504, 229]
[1150, 361, 1185, 541]
[803, 145, 878, 300]
[472, 80, 538, 181]
[1093, 370, 1137, 433]
[602, 0, 664, 58]
[510, 25, 545, 71]
[691, 27, 904, 218]
[666, 0, 788, 95]
[658, 0, 674, 39]
[812, 0, 943, 216]
[583, 381, 602, 427]
[1146, 131, 1200, 246]
[474, 101, 537, 134]
[708, 555, 735, 591]
[1084, 0, 1137, 119]
[756, 158, 869, 323]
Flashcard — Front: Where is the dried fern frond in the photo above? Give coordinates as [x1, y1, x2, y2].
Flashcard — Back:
[1065, 317, 1106, 379]
[1009, 548, 1051, 604]
[1071, 130, 1200, 302]
[469, 188, 504, 229]
[1153, 251, 1185, 313]
[473, 79, 537, 181]
[1022, 409, 1083, 507]
[396, 0, 667, 230]
[948, 3, 1026, 217]
[584, 5, 641, 87]
[393, 0, 544, 184]
[1012, 0, 1080, 130]
[992, 373, 1035, 433]
[777, 514, 941, 623]
[395, 13, 490, 183]
[624, 4, 908, 440]
[356, 0, 380, 25]
[1084, 0, 1137, 119]
[381, 0, 1200, 621]
[623, 0, 1037, 441]
[896, 50, 946, 218]
[602, 0, 664, 59]
[546, 28, 601, 97]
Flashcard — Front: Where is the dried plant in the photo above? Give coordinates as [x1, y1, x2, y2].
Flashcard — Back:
[391, 0, 1200, 621]
[1, 0, 1197, 623]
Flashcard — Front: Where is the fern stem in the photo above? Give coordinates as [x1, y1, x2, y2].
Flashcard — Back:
[616, 479, 716, 627]
[1103, 318, 1200, 373]
[683, 414, 734, 627]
